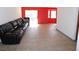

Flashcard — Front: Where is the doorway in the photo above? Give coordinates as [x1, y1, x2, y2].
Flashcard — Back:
[25, 10, 38, 27]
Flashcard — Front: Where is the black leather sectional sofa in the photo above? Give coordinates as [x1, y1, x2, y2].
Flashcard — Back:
[0, 17, 29, 44]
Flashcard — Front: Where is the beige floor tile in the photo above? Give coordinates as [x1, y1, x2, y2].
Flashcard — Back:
[0, 24, 76, 51]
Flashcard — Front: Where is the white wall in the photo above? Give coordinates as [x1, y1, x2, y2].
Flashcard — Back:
[0, 7, 21, 25]
[56, 7, 78, 40]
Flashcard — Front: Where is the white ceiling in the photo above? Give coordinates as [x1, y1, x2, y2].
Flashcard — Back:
[0, 0, 79, 7]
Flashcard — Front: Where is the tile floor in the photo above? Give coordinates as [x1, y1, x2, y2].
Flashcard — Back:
[0, 24, 76, 51]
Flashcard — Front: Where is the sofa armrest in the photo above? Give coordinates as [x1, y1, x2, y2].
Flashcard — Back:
[3, 32, 18, 39]
[0, 32, 21, 44]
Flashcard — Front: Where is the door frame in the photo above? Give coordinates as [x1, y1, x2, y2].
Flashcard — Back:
[25, 10, 38, 23]
[25, 10, 39, 27]
[76, 11, 79, 41]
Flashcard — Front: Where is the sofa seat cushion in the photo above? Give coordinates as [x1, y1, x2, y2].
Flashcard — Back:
[11, 28, 23, 34]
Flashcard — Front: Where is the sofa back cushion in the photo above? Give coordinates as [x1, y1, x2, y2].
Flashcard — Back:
[0, 26, 3, 35]
[10, 20, 18, 29]
[16, 18, 24, 27]
[0, 23, 14, 34]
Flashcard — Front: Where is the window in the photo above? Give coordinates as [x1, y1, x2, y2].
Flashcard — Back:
[48, 10, 56, 18]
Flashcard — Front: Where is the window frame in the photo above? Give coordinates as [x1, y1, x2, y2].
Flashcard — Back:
[48, 10, 56, 19]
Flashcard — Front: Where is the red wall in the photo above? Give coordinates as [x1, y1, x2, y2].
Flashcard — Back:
[21, 7, 57, 24]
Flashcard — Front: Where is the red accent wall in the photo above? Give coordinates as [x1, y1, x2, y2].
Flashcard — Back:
[21, 7, 57, 24]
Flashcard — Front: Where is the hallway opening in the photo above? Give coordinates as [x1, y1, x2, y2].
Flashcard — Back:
[25, 10, 39, 28]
